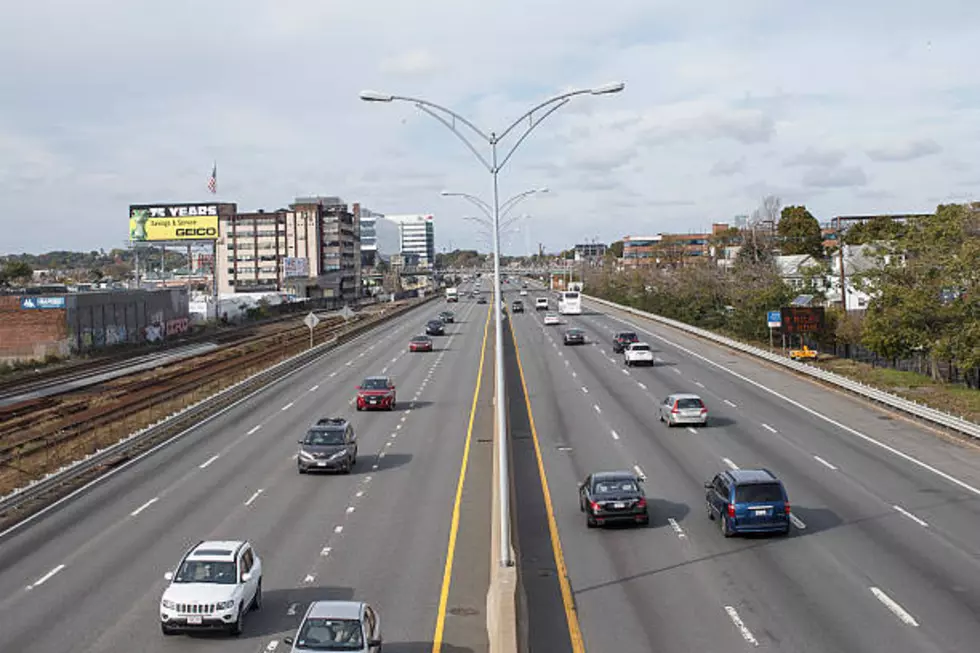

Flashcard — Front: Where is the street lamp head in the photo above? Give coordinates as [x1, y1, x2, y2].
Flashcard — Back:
[590, 82, 626, 95]
[440, 190, 453, 196]
[359, 90, 394, 102]
[536, 187, 550, 193]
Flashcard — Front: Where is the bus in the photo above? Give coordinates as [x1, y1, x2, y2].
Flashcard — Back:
[558, 291, 582, 315]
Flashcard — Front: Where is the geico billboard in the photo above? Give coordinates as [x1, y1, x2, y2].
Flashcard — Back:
[129, 205, 220, 241]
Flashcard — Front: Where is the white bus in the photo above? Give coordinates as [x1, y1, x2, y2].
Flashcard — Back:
[558, 291, 582, 315]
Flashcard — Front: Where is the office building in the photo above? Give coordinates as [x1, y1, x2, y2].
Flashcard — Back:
[291, 197, 361, 302]
[356, 205, 383, 268]
[574, 242, 607, 261]
[386, 214, 436, 268]
[217, 210, 290, 293]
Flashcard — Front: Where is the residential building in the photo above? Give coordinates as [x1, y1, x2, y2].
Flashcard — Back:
[291, 197, 361, 303]
[574, 242, 607, 261]
[217, 210, 290, 294]
[387, 214, 436, 268]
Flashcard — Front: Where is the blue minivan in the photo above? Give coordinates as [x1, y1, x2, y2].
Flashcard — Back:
[704, 469, 791, 537]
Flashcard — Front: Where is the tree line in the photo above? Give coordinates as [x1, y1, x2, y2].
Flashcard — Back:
[587, 201, 979, 387]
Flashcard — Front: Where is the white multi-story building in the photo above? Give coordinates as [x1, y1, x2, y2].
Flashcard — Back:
[386, 214, 435, 268]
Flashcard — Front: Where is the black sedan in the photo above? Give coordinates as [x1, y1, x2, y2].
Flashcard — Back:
[511, 300, 524, 313]
[477, 296, 487, 304]
[425, 319, 445, 335]
[579, 471, 649, 527]
[563, 328, 586, 345]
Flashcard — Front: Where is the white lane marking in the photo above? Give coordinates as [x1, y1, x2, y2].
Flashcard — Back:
[687, 427, 698, 434]
[582, 386, 589, 394]
[27, 564, 66, 590]
[329, 371, 337, 378]
[762, 423, 778, 433]
[637, 382, 647, 390]
[870, 587, 920, 627]
[611, 430, 620, 440]
[723, 458, 739, 470]
[400, 415, 407, 422]
[594, 404, 601, 413]
[406, 409, 412, 416]
[724, 606, 759, 646]
[381, 366, 388, 373]
[391, 357, 398, 363]
[245, 489, 264, 506]
[723, 399, 737, 408]
[281, 402, 294, 411]
[608, 313, 980, 499]
[694, 381, 705, 388]
[564, 360, 570, 366]
[633, 465, 646, 479]
[572, 371, 577, 378]
[789, 513, 807, 529]
[396, 424, 402, 430]
[130, 497, 159, 516]
[199, 454, 219, 469]
[309, 384, 319, 392]
[346, 361, 353, 366]
[391, 432, 397, 438]
[287, 602, 299, 615]
[320, 547, 332, 557]
[365, 475, 372, 482]
[667, 518, 687, 539]
[304, 574, 316, 583]
[356, 490, 364, 497]
[247, 424, 262, 435]
[893, 505, 929, 527]
[673, 368, 682, 375]
[622, 369, 630, 376]
[813, 455, 837, 470]
[334, 525, 344, 534]
[346, 506, 355, 514]
[372, 464, 379, 470]
[266, 640, 280, 652]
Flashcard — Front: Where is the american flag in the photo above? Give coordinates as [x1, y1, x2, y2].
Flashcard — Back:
[207, 163, 217, 194]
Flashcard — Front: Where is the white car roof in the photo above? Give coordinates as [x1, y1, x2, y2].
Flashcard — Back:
[190, 541, 245, 560]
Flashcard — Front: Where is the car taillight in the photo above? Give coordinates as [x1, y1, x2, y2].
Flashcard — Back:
[727, 503, 735, 518]
[784, 503, 792, 515]
[700, 407, 708, 414]
[636, 498, 647, 509]
[671, 403, 680, 414]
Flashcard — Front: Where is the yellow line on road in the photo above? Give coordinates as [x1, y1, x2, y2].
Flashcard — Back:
[431, 303, 491, 653]
[509, 319, 586, 651]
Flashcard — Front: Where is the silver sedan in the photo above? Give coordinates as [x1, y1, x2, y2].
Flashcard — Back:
[658, 393, 708, 427]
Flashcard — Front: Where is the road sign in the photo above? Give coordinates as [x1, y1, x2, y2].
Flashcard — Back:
[303, 312, 321, 330]
[339, 305, 355, 321]
[767, 310, 782, 328]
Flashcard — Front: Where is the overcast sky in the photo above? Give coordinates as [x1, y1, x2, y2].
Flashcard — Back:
[1, 1, 978, 255]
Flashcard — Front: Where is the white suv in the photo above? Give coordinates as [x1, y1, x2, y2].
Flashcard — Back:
[624, 342, 655, 366]
[160, 540, 263, 636]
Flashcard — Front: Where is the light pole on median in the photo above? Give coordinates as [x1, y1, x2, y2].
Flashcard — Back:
[360, 82, 625, 567]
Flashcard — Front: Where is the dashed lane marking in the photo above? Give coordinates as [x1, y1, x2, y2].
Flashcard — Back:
[667, 518, 687, 539]
[26, 564, 65, 590]
[247, 425, 262, 435]
[724, 606, 759, 646]
[199, 454, 219, 469]
[281, 402, 294, 411]
[611, 430, 620, 440]
[245, 489, 264, 506]
[870, 587, 920, 627]
[762, 423, 778, 433]
[130, 497, 159, 517]
[790, 513, 807, 529]
[637, 382, 647, 390]
[722, 458, 739, 470]
[723, 399, 737, 408]
[813, 455, 837, 470]
[893, 505, 929, 527]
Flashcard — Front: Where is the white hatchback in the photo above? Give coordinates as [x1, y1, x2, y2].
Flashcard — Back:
[543, 313, 560, 326]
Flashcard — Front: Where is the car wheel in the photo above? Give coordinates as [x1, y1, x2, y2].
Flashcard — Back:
[252, 581, 262, 611]
[230, 605, 245, 636]
[356, 405, 362, 412]
[586, 514, 597, 528]
[161, 623, 176, 636]
[780, 526, 791, 537]
[721, 515, 733, 538]
[343, 458, 353, 474]
[298, 465, 306, 475]
[637, 514, 650, 527]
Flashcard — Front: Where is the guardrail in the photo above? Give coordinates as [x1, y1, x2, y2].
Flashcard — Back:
[0, 296, 438, 520]
[585, 294, 980, 439]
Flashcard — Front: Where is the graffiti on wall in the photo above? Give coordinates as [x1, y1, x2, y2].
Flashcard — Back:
[165, 317, 190, 337]
[144, 316, 190, 342]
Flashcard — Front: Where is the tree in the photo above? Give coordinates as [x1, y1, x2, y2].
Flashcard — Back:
[606, 240, 624, 259]
[0, 260, 33, 285]
[844, 215, 908, 245]
[778, 205, 824, 257]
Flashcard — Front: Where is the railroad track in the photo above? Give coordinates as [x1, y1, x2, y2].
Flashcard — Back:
[0, 302, 404, 496]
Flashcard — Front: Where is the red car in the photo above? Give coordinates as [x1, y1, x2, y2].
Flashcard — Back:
[409, 335, 433, 352]
[356, 376, 396, 411]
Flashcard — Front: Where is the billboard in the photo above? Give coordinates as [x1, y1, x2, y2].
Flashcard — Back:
[129, 204, 220, 241]
[283, 257, 309, 278]
[780, 306, 825, 334]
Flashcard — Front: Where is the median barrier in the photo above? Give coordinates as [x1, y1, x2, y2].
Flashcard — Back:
[585, 294, 980, 439]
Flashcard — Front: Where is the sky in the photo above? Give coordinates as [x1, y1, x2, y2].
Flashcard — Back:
[1, 1, 978, 256]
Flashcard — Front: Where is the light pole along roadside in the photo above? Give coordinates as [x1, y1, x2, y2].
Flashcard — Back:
[360, 82, 625, 567]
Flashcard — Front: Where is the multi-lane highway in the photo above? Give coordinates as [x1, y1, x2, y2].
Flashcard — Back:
[508, 282, 980, 652]
[0, 289, 491, 653]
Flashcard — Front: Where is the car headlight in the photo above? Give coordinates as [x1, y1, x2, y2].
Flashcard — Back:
[299, 451, 316, 460]
[328, 450, 346, 460]
[161, 599, 176, 610]
[216, 600, 235, 610]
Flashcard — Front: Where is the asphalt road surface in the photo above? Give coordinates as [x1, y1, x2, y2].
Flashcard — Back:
[0, 288, 490, 653]
[508, 282, 980, 653]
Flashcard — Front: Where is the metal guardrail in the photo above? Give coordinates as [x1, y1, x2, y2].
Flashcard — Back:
[0, 296, 438, 516]
[585, 294, 980, 439]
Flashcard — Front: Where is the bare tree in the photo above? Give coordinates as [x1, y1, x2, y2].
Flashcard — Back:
[761, 195, 782, 237]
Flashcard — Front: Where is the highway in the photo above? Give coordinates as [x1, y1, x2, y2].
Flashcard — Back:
[0, 289, 491, 653]
[507, 282, 980, 652]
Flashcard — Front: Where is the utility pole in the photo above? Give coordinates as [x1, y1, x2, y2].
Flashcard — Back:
[836, 216, 847, 310]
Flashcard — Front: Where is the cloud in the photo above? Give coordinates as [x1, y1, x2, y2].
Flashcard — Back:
[710, 156, 746, 176]
[866, 139, 942, 162]
[379, 49, 441, 76]
[784, 147, 845, 168]
[803, 166, 869, 188]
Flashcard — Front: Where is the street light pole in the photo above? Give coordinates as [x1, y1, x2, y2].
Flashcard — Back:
[361, 82, 625, 568]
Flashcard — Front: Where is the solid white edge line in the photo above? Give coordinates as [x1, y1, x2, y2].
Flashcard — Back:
[813, 455, 838, 470]
[870, 587, 920, 627]
[892, 504, 929, 527]
[130, 496, 159, 516]
[722, 458, 739, 470]
[724, 605, 759, 646]
[0, 301, 436, 541]
[27, 563, 66, 589]
[198, 454, 219, 469]
[602, 310, 980, 499]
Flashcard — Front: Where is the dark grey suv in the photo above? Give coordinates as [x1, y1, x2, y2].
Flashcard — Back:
[297, 418, 358, 474]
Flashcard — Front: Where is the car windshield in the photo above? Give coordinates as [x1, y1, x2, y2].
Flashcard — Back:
[594, 480, 639, 494]
[567, 329, 583, 336]
[619, 332, 637, 340]
[676, 398, 704, 409]
[305, 428, 345, 446]
[564, 292, 579, 299]
[630, 344, 650, 351]
[735, 483, 783, 503]
[412, 336, 429, 342]
[174, 560, 237, 584]
[361, 379, 388, 390]
[295, 618, 364, 650]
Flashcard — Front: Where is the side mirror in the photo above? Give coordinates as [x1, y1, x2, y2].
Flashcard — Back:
[577, 481, 584, 488]
[368, 638, 383, 647]
[283, 637, 294, 645]
[241, 572, 252, 582]
[703, 481, 712, 489]
[164, 571, 174, 581]
[297, 440, 304, 444]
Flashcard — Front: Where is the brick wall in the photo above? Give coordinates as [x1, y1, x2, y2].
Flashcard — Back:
[0, 296, 71, 362]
